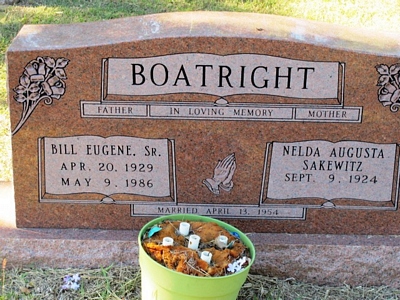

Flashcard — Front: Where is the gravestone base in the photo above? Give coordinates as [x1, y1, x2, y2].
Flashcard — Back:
[2, 227, 400, 287]
[0, 183, 400, 288]
[1, 180, 399, 288]
[1, 183, 400, 287]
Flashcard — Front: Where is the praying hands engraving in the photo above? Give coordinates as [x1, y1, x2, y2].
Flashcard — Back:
[203, 153, 237, 195]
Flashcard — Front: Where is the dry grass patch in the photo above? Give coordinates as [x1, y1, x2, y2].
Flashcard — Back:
[2, 263, 400, 299]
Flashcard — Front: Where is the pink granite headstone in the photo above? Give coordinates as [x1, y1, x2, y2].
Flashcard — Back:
[6, 12, 400, 233]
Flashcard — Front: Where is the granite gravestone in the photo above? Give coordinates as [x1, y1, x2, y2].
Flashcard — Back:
[7, 12, 400, 233]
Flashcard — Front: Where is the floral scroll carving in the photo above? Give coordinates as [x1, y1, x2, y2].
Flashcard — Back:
[376, 63, 400, 112]
[12, 56, 69, 135]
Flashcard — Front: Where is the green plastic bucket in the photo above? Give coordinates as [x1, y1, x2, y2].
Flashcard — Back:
[139, 214, 255, 300]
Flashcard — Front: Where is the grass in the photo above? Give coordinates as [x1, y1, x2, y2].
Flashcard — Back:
[2, 264, 400, 300]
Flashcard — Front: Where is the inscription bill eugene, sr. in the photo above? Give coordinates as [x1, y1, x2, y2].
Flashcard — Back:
[39, 136, 173, 203]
